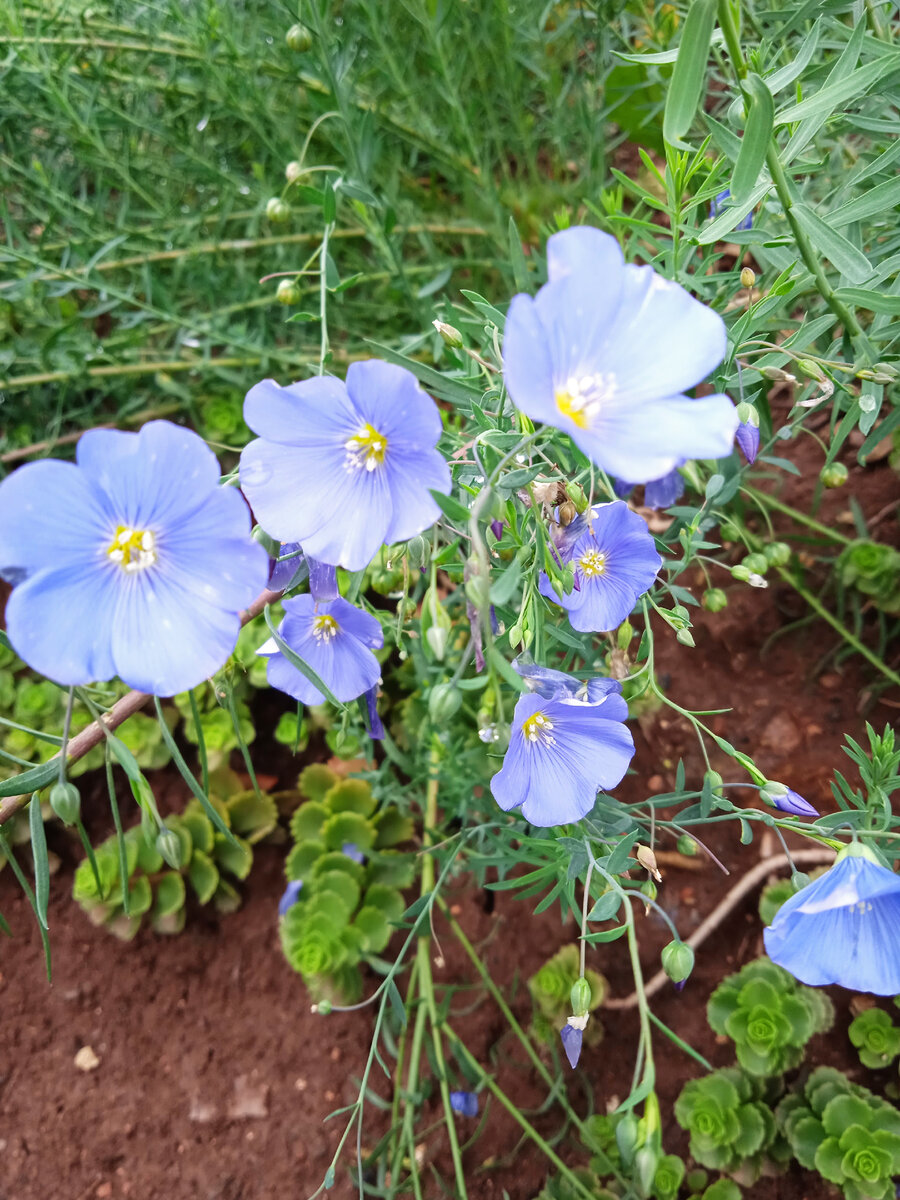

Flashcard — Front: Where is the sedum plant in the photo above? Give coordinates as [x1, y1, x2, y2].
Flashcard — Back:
[279, 765, 415, 1004]
[707, 958, 834, 1076]
[674, 1067, 777, 1176]
[777, 1066, 900, 1200]
[73, 789, 277, 939]
[848, 1007, 900, 1070]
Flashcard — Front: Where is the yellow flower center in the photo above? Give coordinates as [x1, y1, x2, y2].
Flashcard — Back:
[313, 614, 340, 642]
[522, 711, 556, 746]
[345, 422, 388, 472]
[106, 525, 157, 574]
[554, 372, 617, 430]
[578, 549, 607, 577]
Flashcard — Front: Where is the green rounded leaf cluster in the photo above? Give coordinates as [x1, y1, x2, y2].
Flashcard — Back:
[280, 766, 414, 1002]
[849, 1008, 900, 1069]
[73, 791, 271, 939]
[777, 1066, 900, 1200]
[837, 539, 900, 613]
[674, 1067, 776, 1173]
[708, 957, 834, 1076]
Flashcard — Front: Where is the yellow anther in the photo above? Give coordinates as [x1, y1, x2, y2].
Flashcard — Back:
[345, 423, 388, 471]
[106, 525, 157, 574]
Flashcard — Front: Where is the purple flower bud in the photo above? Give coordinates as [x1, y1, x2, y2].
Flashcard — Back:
[449, 1091, 479, 1117]
[762, 784, 818, 818]
[560, 1021, 584, 1069]
[490, 520, 504, 541]
[278, 879, 303, 917]
[342, 842, 366, 864]
[268, 542, 307, 592]
[364, 685, 384, 740]
[735, 421, 760, 464]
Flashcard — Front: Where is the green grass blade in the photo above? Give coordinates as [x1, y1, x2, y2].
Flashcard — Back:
[663, 0, 718, 147]
[731, 74, 773, 205]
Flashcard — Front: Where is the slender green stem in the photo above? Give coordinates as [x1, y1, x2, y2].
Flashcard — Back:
[57, 689, 75, 785]
[715, 0, 868, 353]
[444, 1026, 597, 1200]
[741, 485, 853, 546]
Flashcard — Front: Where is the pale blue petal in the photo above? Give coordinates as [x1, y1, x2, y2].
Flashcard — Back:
[345, 360, 443, 447]
[575, 393, 738, 482]
[267, 651, 324, 705]
[325, 597, 384, 649]
[0, 459, 113, 579]
[599, 265, 727, 404]
[381, 444, 450, 544]
[502, 294, 558, 426]
[77, 422, 223, 529]
[546, 226, 625, 286]
[4, 564, 119, 685]
[243, 375, 356, 443]
[110, 568, 241, 694]
[643, 468, 685, 510]
[271, 596, 382, 703]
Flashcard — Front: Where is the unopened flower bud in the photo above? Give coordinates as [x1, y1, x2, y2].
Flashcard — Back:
[704, 769, 725, 797]
[617, 619, 634, 649]
[615, 1113, 640, 1166]
[285, 160, 303, 183]
[636, 845, 662, 882]
[635, 1143, 661, 1196]
[265, 197, 291, 223]
[661, 940, 694, 984]
[702, 587, 728, 612]
[740, 267, 756, 289]
[557, 500, 577, 526]
[640, 879, 657, 902]
[276, 278, 300, 305]
[759, 781, 818, 818]
[425, 625, 448, 660]
[797, 358, 826, 381]
[428, 682, 462, 724]
[156, 827, 183, 869]
[762, 541, 790, 567]
[570, 976, 592, 1018]
[676, 834, 699, 856]
[432, 319, 463, 348]
[820, 462, 848, 488]
[731, 564, 751, 582]
[313, 998, 333, 1015]
[285, 22, 313, 51]
[406, 535, 428, 571]
[675, 628, 695, 647]
[720, 520, 740, 543]
[49, 781, 81, 825]
[790, 871, 811, 892]
[742, 552, 769, 575]
[736, 402, 758, 426]
[566, 481, 588, 512]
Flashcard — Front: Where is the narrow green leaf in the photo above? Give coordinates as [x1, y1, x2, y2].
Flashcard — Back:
[614, 30, 724, 65]
[0, 828, 51, 978]
[0, 759, 58, 799]
[106, 754, 131, 917]
[508, 216, 529, 293]
[29, 792, 50, 930]
[662, 0, 718, 147]
[322, 179, 336, 223]
[429, 488, 471, 526]
[792, 203, 872, 284]
[834, 288, 900, 316]
[731, 75, 774, 204]
[386, 978, 408, 1028]
[764, 19, 821, 94]
[774, 55, 900, 127]
[829, 177, 900, 227]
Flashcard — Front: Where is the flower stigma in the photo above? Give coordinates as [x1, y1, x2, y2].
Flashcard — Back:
[554, 373, 616, 430]
[345, 422, 388, 472]
[578, 549, 607, 577]
[312, 614, 340, 642]
[522, 711, 556, 746]
[106, 525, 158, 574]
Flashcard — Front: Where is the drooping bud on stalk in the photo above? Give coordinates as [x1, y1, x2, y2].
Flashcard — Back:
[740, 267, 756, 289]
[285, 160, 303, 183]
[570, 976, 592, 1018]
[265, 197, 291, 223]
[702, 588, 728, 612]
[566, 481, 588, 512]
[661, 939, 695, 984]
[285, 22, 313, 51]
[636, 845, 662, 882]
[820, 462, 848, 488]
[428, 682, 463, 723]
[276, 279, 300, 305]
[156, 826, 183, 869]
[432, 319, 463, 348]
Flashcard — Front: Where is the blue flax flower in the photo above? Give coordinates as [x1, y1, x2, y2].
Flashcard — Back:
[0, 421, 268, 694]
[490, 689, 634, 826]
[539, 502, 662, 633]
[258, 595, 383, 705]
[240, 360, 451, 570]
[735, 421, 760, 464]
[614, 466, 685, 511]
[278, 879, 304, 918]
[710, 190, 754, 231]
[503, 226, 738, 481]
[764, 847, 900, 995]
[449, 1091, 479, 1118]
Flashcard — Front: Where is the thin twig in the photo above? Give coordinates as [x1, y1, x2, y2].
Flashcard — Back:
[604, 848, 836, 1010]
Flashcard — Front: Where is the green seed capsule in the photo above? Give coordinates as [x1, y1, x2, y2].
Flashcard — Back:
[741, 552, 769, 575]
[285, 160, 303, 183]
[276, 279, 300, 305]
[702, 588, 728, 612]
[569, 976, 592, 1018]
[820, 462, 848, 488]
[265, 197, 291, 223]
[428, 683, 462, 724]
[764, 541, 791, 567]
[661, 940, 695, 983]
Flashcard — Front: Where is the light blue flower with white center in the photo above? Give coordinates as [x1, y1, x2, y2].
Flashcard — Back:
[503, 226, 738, 481]
[539, 502, 662, 633]
[239, 360, 451, 571]
[257, 595, 383, 706]
[0, 421, 268, 695]
[764, 846, 900, 995]
[490, 690, 634, 827]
